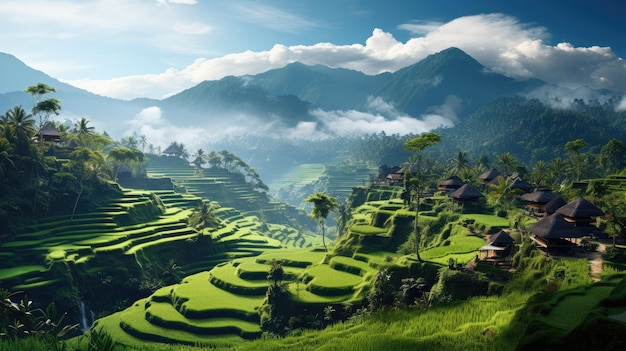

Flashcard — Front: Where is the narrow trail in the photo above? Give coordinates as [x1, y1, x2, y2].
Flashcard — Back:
[588, 243, 606, 282]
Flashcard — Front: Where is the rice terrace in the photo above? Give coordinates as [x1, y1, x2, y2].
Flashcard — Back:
[2, 94, 626, 351]
[2, 10, 626, 348]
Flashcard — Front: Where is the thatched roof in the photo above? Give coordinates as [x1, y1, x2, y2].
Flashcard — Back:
[488, 230, 515, 245]
[511, 178, 534, 191]
[556, 198, 605, 218]
[439, 176, 464, 188]
[478, 168, 501, 181]
[543, 196, 567, 214]
[450, 184, 483, 200]
[162, 144, 181, 156]
[38, 123, 61, 137]
[528, 213, 586, 239]
[397, 165, 418, 174]
[520, 190, 557, 204]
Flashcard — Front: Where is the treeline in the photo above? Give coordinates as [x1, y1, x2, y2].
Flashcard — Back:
[435, 96, 626, 165]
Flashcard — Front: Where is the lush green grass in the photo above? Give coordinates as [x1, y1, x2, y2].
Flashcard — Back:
[460, 214, 510, 233]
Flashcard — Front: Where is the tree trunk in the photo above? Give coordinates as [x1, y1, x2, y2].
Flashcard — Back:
[321, 222, 327, 252]
[414, 188, 422, 262]
[71, 180, 84, 221]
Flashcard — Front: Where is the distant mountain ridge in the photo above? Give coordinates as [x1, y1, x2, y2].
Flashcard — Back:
[0, 47, 617, 146]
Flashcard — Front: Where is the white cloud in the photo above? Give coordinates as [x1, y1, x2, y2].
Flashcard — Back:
[63, 13, 626, 100]
[398, 20, 444, 35]
[617, 96, 626, 112]
[126, 106, 207, 150]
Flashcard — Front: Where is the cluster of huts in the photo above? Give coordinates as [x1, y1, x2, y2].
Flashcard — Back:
[380, 165, 607, 259]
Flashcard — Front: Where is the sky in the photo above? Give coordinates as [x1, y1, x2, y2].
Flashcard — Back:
[1, 0, 625, 101]
[1, 0, 625, 148]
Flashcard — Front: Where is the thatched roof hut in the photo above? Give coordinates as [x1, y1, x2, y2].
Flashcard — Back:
[528, 214, 587, 239]
[438, 175, 464, 192]
[543, 196, 567, 215]
[479, 230, 515, 259]
[520, 190, 557, 204]
[450, 184, 483, 200]
[478, 168, 501, 183]
[34, 123, 61, 142]
[488, 230, 516, 245]
[556, 198, 604, 222]
[510, 178, 534, 192]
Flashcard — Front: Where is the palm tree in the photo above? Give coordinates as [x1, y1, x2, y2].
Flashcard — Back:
[138, 135, 148, 153]
[496, 152, 519, 175]
[192, 149, 207, 174]
[404, 132, 442, 261]
[487, 175, 523, 209]
[448, 151, 470, 176]
[549, 157, 567, 189]
[4, 106, 36, 155]
[303, 192, 339, 252]
[529, 160, 550, 189]
[73, 117, 95, 146]
[121, 135, 138, 150]
[0, 137, 15, 177]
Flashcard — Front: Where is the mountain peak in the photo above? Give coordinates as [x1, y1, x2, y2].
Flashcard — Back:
[0, 52, 82, 94]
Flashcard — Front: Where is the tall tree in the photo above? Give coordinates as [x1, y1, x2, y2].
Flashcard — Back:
[67, 147, 106, 220]
[403, 132, 442, 261]
[496, 152, 520, 175]
[448, 151, 470, 176]
[599, 139, 626, 174]
[303, 192, 339, 252]
[192, 149, 207, 174]
[4, 106, 36, 155]
[138, 135, 148, 153]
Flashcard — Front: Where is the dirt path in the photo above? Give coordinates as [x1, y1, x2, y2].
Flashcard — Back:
[588, 243, 606, 282]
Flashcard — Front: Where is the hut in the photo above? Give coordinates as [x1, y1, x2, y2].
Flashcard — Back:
[510, 177, 534, 193]
[438, 175, 464, 193]
[162, 144, 182, 157]
[478, 168, 501, 184]
[520, 190, 557, 216]
[556, 197, 604, 223]
[450, 184, 484, 206]
[385, 173, 403, 185]
[528, 213, 586, 254]
[34, 123, 61, 143]
[479, 230, 515, 260]
[542, 196, 567, 215]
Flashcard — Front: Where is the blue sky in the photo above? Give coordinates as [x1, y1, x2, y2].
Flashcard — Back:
[0, 0, 624, 100]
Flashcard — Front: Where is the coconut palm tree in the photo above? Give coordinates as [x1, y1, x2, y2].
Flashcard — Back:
[138, 135, 148, 153]
[496, 152, 520, 175]
[529, 160, 550, 189]
[0, 137, 15, 177]
[192, 149, 207, 174]
[448, 151, 470, 176]
[303, 192, 339, 252]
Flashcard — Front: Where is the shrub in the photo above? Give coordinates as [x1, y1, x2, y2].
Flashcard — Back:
[429, 268, 490, 305]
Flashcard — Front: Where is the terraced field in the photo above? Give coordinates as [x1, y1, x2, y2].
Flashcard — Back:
[0, 182, 319, 319]
[92, 248, 384, 347]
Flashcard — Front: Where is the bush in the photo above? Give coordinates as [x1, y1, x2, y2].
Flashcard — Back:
[429, 268, 490, 304]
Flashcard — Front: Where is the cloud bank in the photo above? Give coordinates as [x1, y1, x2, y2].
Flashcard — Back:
[65, 13, 626, 100]
[125, 94, 458, 150]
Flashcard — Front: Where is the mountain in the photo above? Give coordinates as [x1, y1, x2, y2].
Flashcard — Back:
[0, 53, 84, 94]
[247, 62, 390, 110]
[159, 76, 313, 128]
[0, 52, 156, 136]
[372, 47, 544, 116]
